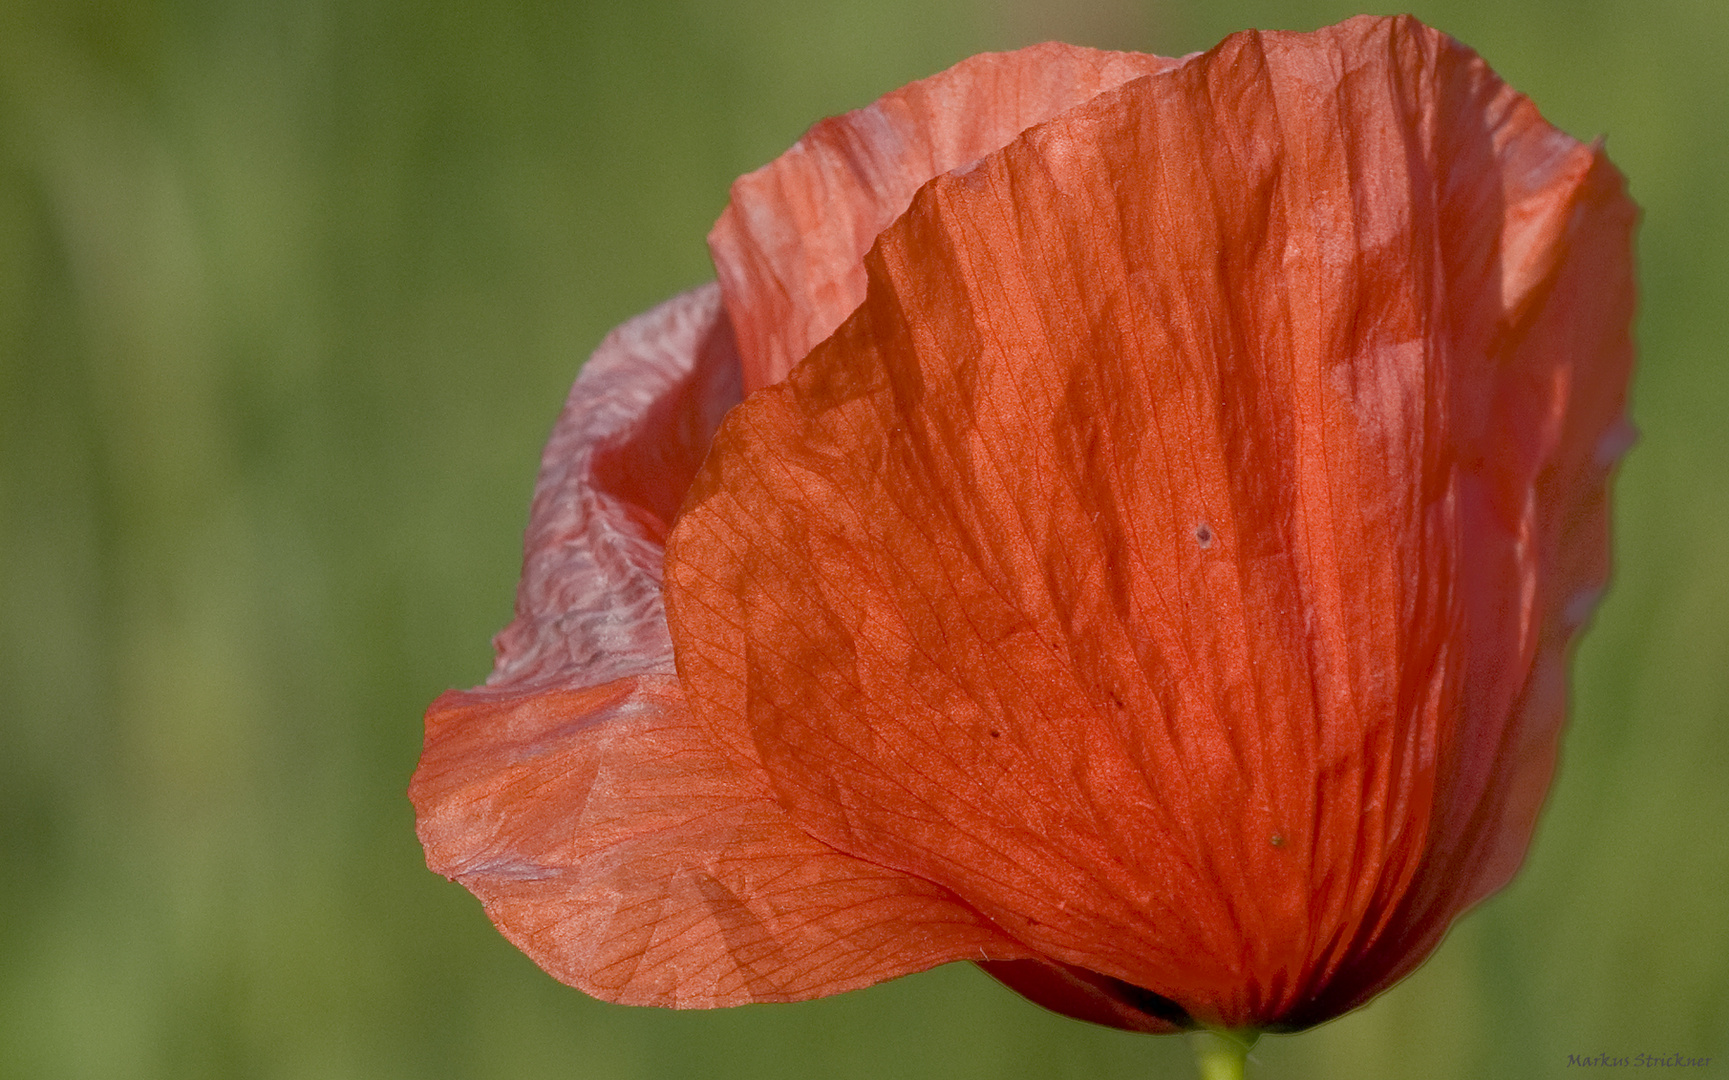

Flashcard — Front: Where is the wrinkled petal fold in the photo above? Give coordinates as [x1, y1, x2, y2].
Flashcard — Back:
[709, 43, 1179, 392]
[488, 284, 741, 691]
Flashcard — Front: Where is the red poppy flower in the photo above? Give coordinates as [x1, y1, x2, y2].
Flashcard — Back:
[412, 15, 1636, 1036]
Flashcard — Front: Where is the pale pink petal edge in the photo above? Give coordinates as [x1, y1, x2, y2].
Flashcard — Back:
[411, 287, 1032, 1006]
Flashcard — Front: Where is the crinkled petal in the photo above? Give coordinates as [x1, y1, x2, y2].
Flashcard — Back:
[412, 285, 1032, 1006]
[413, 680, 1031, 1006]
[488, 284, 741, 691]
[665, 15, 1635, 1029]
[709, 43, 1180, 393]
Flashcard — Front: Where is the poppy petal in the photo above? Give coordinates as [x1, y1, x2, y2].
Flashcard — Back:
[665, 16, 1635, 1029]
[1288, 139, 1637, 1027]
[412, 285, 1031, 1006]
[488, 284, 741, 692]
[414, 680, 1031, 1006]
[709, 43, 1180, 394]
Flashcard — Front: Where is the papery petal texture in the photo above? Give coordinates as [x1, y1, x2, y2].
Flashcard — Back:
[411, 286, 1032, 1006]
[710, 42, 1180, 393]
[665, 14, 1635, 1030]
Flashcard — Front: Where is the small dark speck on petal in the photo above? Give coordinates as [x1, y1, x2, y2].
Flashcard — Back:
[1195, 523, 1214, 549]
[988, 729, 1001, 738]
[1270, 834, 1286, 848]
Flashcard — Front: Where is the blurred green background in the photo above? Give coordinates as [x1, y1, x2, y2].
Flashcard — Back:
[2, 0, 1724, 1076]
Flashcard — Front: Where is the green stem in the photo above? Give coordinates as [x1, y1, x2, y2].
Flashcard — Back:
[1186, 1029, 1258, 1080]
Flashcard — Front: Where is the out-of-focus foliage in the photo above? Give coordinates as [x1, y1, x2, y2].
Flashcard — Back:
[1, 1, 1723, 1077]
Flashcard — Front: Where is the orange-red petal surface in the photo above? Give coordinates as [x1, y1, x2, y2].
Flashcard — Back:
[1287, 128, 1637, 1027]
[709, 43, 1179, 393]
[412, 286, 1032, 1006]
[414, 680, 1030, 1005]
[665, 16, 1635, 1029]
